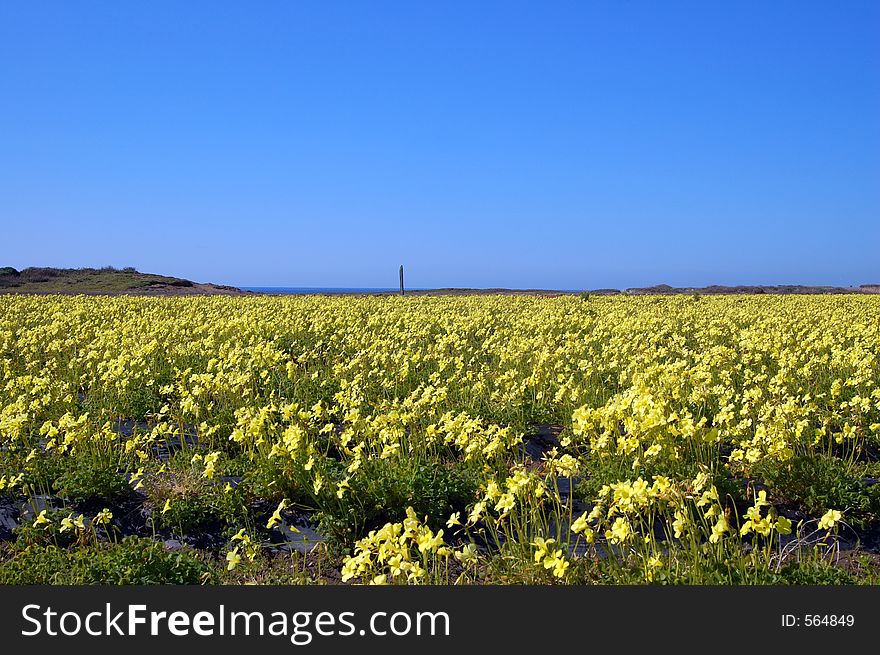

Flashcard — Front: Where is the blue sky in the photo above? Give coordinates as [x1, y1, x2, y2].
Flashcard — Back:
[1, 1, 878, 289]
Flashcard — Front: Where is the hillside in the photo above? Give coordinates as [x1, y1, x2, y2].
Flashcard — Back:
[0, 267, 246, 296]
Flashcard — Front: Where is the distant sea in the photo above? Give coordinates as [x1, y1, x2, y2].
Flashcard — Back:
[242, 287, 417, 294]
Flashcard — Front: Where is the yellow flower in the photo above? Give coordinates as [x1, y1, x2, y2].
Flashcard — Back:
[453, 544, 478, 565]
[467, 500, 486, 525]
[226, 547, 242, 571]
[202, 451, 220, 479]
[266, 498, 288, 529]
[416, 529, 445, 554]
[818, 509, 842, 531]
[570, 512, 589, 534]
[606, 517, 630, 544]
[672, 510, 688, 539]
[544, 550, 570, 579]
[532, 536, 556, 563]
[386, 554, 406, 578]
[696, 487, 719, 508]
[709, 516, 728, 543]
[752, 517, 772, 537]
[494, 492, 515, 515]
[776, 515, 792, 535]
[67, 514, 85, 531]
[587, 504, 604, 521]
[161, 499, 172, 514]
[407, 562, 426, 582]
[644, 555, 663, 581]
[33, 510, 51, 528]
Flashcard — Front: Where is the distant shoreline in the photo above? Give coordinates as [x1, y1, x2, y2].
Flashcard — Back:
[2, 268, 878, 296]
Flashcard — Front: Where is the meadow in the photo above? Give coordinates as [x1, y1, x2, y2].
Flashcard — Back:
[1, 293, 879, 584]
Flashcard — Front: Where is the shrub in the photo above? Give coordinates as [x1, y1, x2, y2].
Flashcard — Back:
[54, 457, 129, 504]
[315, 458, 479, 547]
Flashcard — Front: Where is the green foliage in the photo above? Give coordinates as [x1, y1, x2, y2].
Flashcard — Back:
[143, 465, 248, 534]
[12, 509, 76, 548]
[6, 443, 131, 504]
[0, 537, 216, 584]
[238, 453, 313, 507]
[759, 454, 880, 528]
[54, 457, 129, 504]
[0, 447, 50, 494]
[316, 459, 479, 547]
[779, 560, 859, 585]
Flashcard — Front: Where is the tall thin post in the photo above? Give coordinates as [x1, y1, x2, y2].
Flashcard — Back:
[399, 265, 405, 296]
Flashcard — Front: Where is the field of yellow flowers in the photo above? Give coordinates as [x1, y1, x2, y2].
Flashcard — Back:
[1, 294, 880, 584]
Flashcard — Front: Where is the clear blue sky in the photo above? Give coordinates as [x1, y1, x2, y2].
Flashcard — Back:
[2, 1, 878, 289]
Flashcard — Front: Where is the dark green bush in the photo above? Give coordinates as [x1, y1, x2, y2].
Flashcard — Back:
[54, 458, 129, 504]
[316, 458, 479, 547]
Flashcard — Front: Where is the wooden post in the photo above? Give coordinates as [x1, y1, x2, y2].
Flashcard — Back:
[399, 265, 405, 296]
